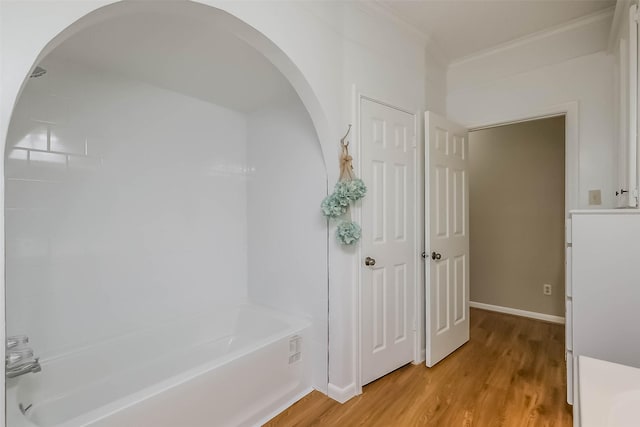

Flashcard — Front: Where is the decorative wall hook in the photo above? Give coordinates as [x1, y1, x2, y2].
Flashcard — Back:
[340, 124, 352, 147]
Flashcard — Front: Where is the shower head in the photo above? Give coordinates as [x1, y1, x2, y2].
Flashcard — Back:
[30, 66, 47, 78]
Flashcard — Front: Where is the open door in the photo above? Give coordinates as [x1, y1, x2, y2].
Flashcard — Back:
[425, 111, 470, 367]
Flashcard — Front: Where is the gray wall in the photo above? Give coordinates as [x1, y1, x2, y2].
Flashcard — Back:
[469, 116, 565, 317]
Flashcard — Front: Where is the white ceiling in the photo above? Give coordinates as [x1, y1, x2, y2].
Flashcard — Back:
[378, 0, 616, 63]
[48, 10, 294, 113]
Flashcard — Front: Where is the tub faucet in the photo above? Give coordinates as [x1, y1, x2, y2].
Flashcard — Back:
[6, 359, 41, 378]
[6, 335, 28, 350]
[6, 335, 41, 378]
[7, 348, 34, 367]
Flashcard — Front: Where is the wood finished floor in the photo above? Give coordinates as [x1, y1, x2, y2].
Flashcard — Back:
[265, 308, 572, 427]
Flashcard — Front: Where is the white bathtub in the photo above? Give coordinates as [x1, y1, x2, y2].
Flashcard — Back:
[7, 303, 311, 427]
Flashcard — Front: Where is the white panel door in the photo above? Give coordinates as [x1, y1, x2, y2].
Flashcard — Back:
[425, 111, 469, 367]
[360, 98, 416, 386]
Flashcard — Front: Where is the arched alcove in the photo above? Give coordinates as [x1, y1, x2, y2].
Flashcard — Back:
[4, 2, 329, 425]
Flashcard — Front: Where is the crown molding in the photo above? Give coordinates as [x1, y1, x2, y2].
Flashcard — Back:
[357, 2, 614, 69]
[358, 1, 450, 66]
[608, 0, 632, 52]
[450, 6, 615, 68]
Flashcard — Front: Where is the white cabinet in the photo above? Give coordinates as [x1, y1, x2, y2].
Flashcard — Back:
[567, 210, 640, 424]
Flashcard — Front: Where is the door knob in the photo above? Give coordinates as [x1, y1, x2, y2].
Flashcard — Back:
[365, 256, 376, 266]
[431, 252, 442, 260]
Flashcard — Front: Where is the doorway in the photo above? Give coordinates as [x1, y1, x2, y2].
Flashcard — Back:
[468, 116, 566, 321]
[424, 110, 574, 370]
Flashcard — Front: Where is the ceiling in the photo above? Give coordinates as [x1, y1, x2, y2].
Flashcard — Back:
[48, 10, 294, 113]
[46, 0, 617, 102]
[378, 0, 616, 63]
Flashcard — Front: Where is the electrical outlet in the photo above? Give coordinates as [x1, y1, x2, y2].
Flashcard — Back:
[588, 189, 602, 205]
[543, 284, 552, 296]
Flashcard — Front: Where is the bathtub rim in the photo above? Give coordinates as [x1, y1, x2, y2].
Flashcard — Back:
[8, 302, 311, 427]
[29, 300, 301, 364]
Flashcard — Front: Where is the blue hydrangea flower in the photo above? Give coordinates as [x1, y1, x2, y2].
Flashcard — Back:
[347, 178, 367, 201]
[335, 179, 367, 203]
[332, 184, 351, 207]
[321, 193, 348, 218]
[336, 220, 362, 245]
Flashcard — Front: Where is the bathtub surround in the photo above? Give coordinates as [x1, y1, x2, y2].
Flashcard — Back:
[6, 58, 249, 357]
[5, 9, 329, 422]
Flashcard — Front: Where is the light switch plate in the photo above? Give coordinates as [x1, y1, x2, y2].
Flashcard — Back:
[588, 189, 602, 205]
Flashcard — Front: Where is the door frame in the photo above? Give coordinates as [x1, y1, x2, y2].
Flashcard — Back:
[459, 104, 578, 312]
[352, 86, 422, 395]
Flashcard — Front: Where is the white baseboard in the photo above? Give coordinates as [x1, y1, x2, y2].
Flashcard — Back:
[327, 382, 357, 403]
[470, 301, 565, 324]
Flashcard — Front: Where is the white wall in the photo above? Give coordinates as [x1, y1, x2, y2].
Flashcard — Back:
[246, 92, 328, 393]
[6, 57, 249, 358]
[448, 50, 616, 209]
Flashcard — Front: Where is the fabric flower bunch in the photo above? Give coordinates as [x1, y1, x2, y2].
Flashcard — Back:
[336, 221, 361, 245]
[321, 178, 367, 245]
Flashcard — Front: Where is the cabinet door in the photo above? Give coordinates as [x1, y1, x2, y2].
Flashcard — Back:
[572, 213, 640, 367]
